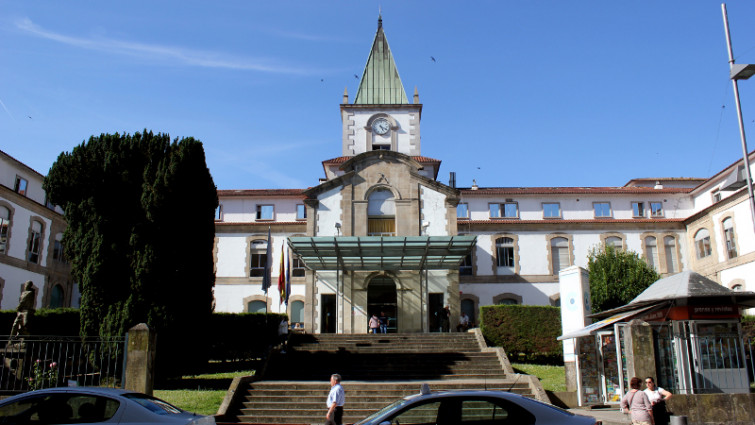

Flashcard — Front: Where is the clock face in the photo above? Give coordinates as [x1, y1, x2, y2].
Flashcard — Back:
[372, 118, 390, 135]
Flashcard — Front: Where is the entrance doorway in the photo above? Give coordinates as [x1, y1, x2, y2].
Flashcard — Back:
[321, 294, 336, 333]
[367, 277, 397, 332]
[429, 293, 444, 332]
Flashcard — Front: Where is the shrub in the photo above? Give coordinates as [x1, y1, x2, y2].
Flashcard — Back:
[480, 305, 562, 364]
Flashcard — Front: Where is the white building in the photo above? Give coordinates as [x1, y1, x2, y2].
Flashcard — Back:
[213, 18, 755, 333]
[0, 149, 75, 311]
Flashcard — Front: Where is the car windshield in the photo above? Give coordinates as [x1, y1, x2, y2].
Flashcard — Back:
[123, 393, 183, 415]
[354, 396, 425, 425]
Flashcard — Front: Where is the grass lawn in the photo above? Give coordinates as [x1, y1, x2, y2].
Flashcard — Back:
[511, 363, 566, 393]
[153, 362, 256, 416]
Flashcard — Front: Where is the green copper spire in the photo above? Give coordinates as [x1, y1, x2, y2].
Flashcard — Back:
[354, 16, 408, 105]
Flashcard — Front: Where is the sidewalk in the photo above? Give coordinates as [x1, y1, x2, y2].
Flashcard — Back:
[568, 407, 631, 425]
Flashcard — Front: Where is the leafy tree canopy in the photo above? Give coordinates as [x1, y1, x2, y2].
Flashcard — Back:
[44, 130, 218, 377]
[587, 245, 660, 314]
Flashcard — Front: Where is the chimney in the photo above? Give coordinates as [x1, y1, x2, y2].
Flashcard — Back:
[449, 172, 456, 188]
[471, 179, 478, 190]
[654, 180, 663, 190]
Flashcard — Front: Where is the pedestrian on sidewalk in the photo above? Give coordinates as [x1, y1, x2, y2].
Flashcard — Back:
[644, 377, 672, 425]
[620, 377, 654, 425]
[326, 373, 345, 425]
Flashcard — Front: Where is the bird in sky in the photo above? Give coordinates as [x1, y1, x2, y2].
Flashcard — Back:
[354, 74, 359, 79]
[430, 56, 436, 63]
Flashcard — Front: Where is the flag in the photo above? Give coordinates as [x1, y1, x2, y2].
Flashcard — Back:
[285, 248, 291, 306]
[261, 227, 272, 294]
[278, 242, 286, 304]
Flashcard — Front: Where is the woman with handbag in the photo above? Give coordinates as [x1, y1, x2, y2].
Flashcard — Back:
[620, 377, 654, 425]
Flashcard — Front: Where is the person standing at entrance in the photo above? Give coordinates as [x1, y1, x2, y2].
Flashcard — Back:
[378, 312, 388, 334]
[326, 373, 345, 425]
[644, 377, 671, 425]
[369, 314, 379, 334]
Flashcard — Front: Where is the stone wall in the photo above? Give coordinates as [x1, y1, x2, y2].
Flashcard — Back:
[666, 394, 755, 425]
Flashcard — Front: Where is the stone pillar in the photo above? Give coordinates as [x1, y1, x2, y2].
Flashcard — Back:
[125, 323, 157, 395]
[558, 266, 591, 392]
[624, 319, 656, 382]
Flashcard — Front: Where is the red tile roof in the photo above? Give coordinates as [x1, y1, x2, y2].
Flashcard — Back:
[460, 218, 686, 225]
[217, 189, 306, 197]
[459, 187, 693, 195]
[322, 156, 441, 164]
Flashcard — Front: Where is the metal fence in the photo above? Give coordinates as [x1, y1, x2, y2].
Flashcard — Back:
[0, 335, 127, 395]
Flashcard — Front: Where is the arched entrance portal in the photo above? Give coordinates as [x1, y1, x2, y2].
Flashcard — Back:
[367, 276, 397, 333]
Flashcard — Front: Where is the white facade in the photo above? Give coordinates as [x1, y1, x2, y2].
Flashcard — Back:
[212, 20, 755, 333]
[0, 150, 74, 311]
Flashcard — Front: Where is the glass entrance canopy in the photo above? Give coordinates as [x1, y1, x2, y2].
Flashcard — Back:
[288, 236, 477, 271]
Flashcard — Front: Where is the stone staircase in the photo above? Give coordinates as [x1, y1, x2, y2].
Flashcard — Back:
[218, 331, 545, 424]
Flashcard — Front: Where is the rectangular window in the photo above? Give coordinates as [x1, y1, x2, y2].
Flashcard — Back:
[256, 205, 274, 220]
[593, 202, 612, 218]
[292, 256, 306, 277]
[0, 207, 9, 254]
[457, 203, 469, 219]
[27, 222, 42, 264]
[215, 205, 223, 221]
[664, 236, 678, 273]
[542, 203, 561, 218]
[250, 241, 267, 277]
[631, 202, 645, 218]
[53, 240, 65, 262]
[489, 202, 518, 218]
[14, 176, 28, 196]
[459, 254, 473, 275]
[712, 191, 722, 203]
[724, 224, 737, 259]
[650, 202, 664, 217]
[296, 204, 307, 220]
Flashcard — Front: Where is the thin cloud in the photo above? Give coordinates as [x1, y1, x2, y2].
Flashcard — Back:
[14, 18, 314, 75]
[0, 98, 14, 121]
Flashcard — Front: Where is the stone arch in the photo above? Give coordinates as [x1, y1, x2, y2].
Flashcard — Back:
[243, 294, 270, 313]
[364, 184, 402, 201]
[493, 292, 523, 305]
[546, 233, 573, 276]
[600, 232, 626, 251]
[728, 278, 746, 292]
[460, 293, 479, 325]
[287, 294, 306, 325]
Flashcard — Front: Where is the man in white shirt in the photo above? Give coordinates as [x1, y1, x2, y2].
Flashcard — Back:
[326, 373, 345, 425]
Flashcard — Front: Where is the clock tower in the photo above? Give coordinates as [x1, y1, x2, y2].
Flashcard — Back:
[340, 16, 422, 157]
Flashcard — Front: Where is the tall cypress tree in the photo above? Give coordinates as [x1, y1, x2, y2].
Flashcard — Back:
[44, 130, 218, 378]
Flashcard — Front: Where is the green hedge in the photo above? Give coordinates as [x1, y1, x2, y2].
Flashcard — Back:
[480, 305, 563, 365]
[207, 312, 286, 361]
[0, 308, 81, 336]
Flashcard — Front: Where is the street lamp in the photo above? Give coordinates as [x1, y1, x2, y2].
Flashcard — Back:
[722, 3, 755, 233]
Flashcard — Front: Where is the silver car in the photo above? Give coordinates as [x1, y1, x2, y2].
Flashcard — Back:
[353, 388, 595, 425]
[0, 387, 214, 425]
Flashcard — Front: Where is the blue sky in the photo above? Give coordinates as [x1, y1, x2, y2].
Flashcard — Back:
[3, 1, 755, 190]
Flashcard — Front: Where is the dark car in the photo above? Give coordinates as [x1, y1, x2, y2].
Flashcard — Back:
[0, 387, 215, 425]
[353, 387, 595, 425]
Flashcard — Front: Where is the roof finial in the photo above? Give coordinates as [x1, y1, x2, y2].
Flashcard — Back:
[378, 7, 382, 29]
